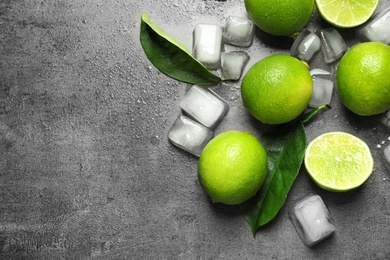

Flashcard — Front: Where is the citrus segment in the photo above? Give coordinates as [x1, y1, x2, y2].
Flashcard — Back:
[316, 0, 379, 28]
[304, 132, 373, 192]
[198, 131, 268, 205]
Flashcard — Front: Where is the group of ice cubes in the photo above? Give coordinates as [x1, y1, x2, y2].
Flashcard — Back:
[291, 28, 347, 63]
[289, 194, 336, 247]
[192, 16, 254, 79]
[168, 85, 229, 157]
[358, 7, 390, 44]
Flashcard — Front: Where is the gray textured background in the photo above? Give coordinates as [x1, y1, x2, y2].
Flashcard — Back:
[1, 0, 390, 259]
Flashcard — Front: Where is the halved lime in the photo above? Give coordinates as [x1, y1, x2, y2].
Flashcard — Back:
[315, 0, 379, 28]
[304, 132, 374, 192]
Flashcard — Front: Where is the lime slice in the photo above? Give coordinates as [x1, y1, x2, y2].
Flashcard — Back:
[315, 0, 379, 28]
[304, 132, 374, 192]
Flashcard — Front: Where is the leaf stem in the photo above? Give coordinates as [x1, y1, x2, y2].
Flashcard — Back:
[300, 104, 330, 124]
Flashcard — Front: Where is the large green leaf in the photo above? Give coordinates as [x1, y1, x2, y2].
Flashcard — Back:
[140, 13, 224, 85]
[239, 123, 306, 236]
[239, 105, 329, 236]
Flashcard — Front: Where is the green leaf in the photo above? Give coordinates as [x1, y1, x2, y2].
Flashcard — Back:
[140, 13, 224, 85]
[239, 106, 329, 237]
[239, 123, 306, 236]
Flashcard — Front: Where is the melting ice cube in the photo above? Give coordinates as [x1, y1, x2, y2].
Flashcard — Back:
[384, 144, 390, 166]
[309, 76, 334, 108]
[180, 85, 229, 129]
[319, 28, 347, 64]
[358, 8, 390, 44]
[381, 110, 390, 127]
[310, 68, 331, 77]
[168, 115, 213, 157]
[289, 194, 335, 247]
[223, 16, 255, 47]
[221, 51, 249, 80]
[291, 29, 321, 62]
[193, 24, 223, 69]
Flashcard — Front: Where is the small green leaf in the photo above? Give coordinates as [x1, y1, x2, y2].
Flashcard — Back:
[140, 13, 224, 85]
[239, 123, 306, 236]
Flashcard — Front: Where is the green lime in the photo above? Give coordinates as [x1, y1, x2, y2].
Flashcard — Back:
[304, 132, 374, 192]
[241, 54, 313, 125]
[198, 131, 267, 205]
[244, 0, 314, 36]
[336, 42, 390, 116]
[316, 0, 379, 28]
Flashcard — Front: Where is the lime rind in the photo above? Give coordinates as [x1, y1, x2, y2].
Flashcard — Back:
[304, 132, 374, 192]
[198, 131, 268, 205]
[315, 0, 379, 28]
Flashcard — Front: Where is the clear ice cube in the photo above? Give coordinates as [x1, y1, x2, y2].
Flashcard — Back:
[291, 29, 321, 62]
[319, 28, 347, 63]
[310, 68, 331, 77]
[168, 115, 213, 157]
[193, 24, 223, 69]
[180, 85, 229, 129]
[384, 144, 390, 165]
[223, 16, 255, 47]
[358, 8, 390, 44]
[221, 51, 249, 80]
[309, 76, 334, 108]
[381, 110, 390, 127]
[289, 194, 335, 247]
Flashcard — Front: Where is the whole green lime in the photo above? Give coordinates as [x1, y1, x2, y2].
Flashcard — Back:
[198, 131, 267, 205]
[336, 42, 390, 116]
[244, 0, 314, 36]
[241, 54, 313, 124]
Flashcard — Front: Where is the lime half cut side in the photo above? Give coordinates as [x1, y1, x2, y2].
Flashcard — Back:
[315, 0, 379, 28]
[304, 132, 374, 192]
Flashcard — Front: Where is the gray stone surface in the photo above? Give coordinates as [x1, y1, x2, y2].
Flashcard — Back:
[1, 0, 389, 259]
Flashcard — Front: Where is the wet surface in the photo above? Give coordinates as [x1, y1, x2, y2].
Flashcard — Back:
[1, 0, 390, 259]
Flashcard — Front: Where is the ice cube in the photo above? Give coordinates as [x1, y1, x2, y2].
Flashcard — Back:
[221, 51, 250, 80]
[381, 110, 390, 127]
[358, 8, 390, 44]
[223, 16, 255, 47]
[319, 28, 347, 63]
[289, 194, 335, 247]
[291, 29, 321, 62]
[180, 85, 229, 129]
[168, 115, 213, 157]
[193, 24, 223, 69]
[310, 68, 331, 77]
[384, 144, 390, 165]
[309, 76, 334, 108]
